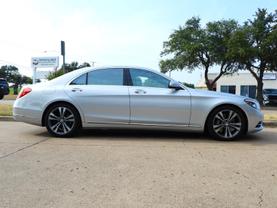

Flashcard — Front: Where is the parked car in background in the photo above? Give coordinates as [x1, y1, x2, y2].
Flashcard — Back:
[13, 66, 263, 140]
[263, 94, 269, 105]
[0, 78, 9, 100]
[263, 89, 277, 105]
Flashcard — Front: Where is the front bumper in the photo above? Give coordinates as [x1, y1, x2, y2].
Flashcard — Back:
[245, 106, 264, 133]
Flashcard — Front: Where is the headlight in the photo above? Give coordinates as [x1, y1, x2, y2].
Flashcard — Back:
[244, 99, 259, 110]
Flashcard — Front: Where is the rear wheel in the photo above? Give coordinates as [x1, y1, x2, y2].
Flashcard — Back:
[207, 106, 246, 141]
[0, 94, 3, 100]
[45, 103, 81, 137]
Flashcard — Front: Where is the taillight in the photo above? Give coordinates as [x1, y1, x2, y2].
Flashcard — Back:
[17, 87, 32, 99]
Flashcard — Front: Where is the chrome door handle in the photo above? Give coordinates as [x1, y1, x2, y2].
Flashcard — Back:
[71, 88, 83, 92]
[134, 89, 146, 94]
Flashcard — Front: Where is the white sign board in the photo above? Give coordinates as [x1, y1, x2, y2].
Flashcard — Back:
[263, 73, 276, 80]
[31, 57, 59, 68]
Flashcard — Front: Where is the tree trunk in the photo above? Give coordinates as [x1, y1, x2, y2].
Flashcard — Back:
[205, 81, 213, 90]
[204, 67, 213, 90]
[247, 66, 264, 105]
[256, 70, 264, 105]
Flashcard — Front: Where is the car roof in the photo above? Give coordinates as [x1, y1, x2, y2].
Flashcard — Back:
[46, 65, 174, 87]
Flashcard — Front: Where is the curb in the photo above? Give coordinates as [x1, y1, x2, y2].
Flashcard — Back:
[0, 116, 15, 122]
[1, 116, 277, 127]
[263, 121, 277, 127]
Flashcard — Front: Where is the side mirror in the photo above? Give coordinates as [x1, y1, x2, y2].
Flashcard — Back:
[168, 80, 183, 90]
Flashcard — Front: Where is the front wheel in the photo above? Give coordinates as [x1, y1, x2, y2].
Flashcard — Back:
[45, 103, 81, 137]
[207, 106, 247, 141]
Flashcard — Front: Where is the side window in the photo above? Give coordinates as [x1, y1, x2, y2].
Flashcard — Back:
[129, 69, 169, 88]
[70, 73, 87, 85]
[87, 69, 123, 86]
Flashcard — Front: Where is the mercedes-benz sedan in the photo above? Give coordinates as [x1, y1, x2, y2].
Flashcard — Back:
[13, 66, 263, 140]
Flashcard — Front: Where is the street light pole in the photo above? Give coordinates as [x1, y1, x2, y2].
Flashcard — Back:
[61, 41, 65, 73]
[32, 67, 36, 84]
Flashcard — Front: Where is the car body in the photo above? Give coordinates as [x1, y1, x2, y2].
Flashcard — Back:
[263, 89, 277, 105]
[13, 66, 263, 140]
[0, 78, 9, 99]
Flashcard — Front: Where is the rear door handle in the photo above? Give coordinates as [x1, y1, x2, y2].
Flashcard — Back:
[71, 88, 83, 92]
[134, 89, 146, 94]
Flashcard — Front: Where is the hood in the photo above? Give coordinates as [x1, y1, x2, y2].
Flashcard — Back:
[188, 88, 247, 100]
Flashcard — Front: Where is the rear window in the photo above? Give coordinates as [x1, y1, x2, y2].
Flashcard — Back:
[70, 73, 87, 85]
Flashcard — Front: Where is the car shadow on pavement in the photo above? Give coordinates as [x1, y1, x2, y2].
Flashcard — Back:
[35, 128, 276, 145]
[80, 129, 276, 144]
[80, 128, 209, 141]
[35, 128, 211, 142]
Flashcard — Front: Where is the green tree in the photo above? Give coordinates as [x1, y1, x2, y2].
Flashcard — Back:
[65, 61, 79, 72]
[0, 65, 32, 94]
[206, 20, 239, 85]
[47, 69, 65, 80]
[0, 65, 20, 83]
[160, 18, 239, 90]
[21, 76, 32, 85]
[228, 9, 277, 104]
[78, 62, 91, 69]
[47, 62, 91, 80]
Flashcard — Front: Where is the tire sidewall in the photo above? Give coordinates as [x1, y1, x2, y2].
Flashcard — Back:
[207, 106, 247, 141]
[45, 103, 81, 137]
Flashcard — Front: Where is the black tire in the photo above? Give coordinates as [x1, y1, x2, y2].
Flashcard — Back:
[45, 103, 81, 137]
[206, 105, 247, 141]
[0, 94, 3, 100]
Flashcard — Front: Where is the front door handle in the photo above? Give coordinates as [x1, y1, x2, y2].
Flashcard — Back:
[134, 89, 146, 94]
[71, 88, 83, 92]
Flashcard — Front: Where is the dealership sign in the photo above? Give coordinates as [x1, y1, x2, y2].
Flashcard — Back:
[31, 56, 59, 68]
[263, 73, 277, 80]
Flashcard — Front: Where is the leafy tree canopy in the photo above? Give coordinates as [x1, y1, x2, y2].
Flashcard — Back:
[47, 61, 91, 80]
[0, 65, 32, 86]
[160, 17, 239, 90]
[228, 8, 277, 104]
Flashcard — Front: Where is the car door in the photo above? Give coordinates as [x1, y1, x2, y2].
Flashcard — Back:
[128, 68, 191, 125]
[65, 68, 130, 124]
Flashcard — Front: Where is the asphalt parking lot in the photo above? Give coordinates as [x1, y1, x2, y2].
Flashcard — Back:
[1, 121, 277, 208]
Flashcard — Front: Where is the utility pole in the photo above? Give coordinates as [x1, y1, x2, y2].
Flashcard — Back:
[32, 67, 36, 84]
[61, 41, 65, 73]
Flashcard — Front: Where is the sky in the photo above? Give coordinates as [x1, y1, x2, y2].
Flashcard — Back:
[0, 0, 276, 84]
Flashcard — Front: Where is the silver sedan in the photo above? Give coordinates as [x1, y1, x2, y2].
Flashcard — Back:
[13, 66, 263, 140]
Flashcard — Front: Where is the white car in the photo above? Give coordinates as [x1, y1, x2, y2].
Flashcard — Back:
[13, 66, 263, 140]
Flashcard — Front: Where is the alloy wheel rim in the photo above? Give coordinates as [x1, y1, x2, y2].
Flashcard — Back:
[212, 109, 242, 139]
[48, 107, 75, 135]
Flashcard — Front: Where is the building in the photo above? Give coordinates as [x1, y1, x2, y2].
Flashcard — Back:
[196, 71, 277, 98]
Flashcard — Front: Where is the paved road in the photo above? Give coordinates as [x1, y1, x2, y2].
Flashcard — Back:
[0, 122, 277, 208]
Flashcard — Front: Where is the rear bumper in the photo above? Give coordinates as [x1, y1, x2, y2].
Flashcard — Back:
[13, 107, 42, 126]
